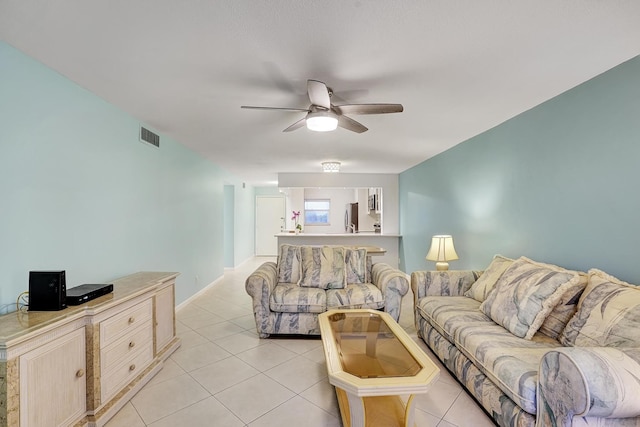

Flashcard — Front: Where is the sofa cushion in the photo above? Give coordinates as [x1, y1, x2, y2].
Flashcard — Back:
[300, 246, 346, 289]
[416, 296, 493, 343]
[560, 269, 640, 347]
[345, 248, 368, 284]
[277, 244, 301, 284]
[326, 283, 384, 310]
[538, 274, 587, 340]
[270, 283, 326, 313]
[464, 255, 513, 302]
[417, 295, 560, 414]
[480, 257, 583, 340]
[455, 321, 561, 414]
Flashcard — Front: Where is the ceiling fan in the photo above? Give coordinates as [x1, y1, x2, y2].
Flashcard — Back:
[241, 79, 403, 133]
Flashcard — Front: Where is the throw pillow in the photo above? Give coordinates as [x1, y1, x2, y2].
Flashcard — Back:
[479, 257, 583, 339]
[538, 273, 588, 340]
[345, 248, 368, 284]
[276, 244, 301, 284]
[464, 255, 514, 302]
[300, 246, 346, 289]
[560, 269, 640, 347]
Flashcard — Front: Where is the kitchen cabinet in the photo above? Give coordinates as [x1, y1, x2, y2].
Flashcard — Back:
[367, 188, 381, 214]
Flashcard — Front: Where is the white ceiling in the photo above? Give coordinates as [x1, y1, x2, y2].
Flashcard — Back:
[2, 1, 640, 186]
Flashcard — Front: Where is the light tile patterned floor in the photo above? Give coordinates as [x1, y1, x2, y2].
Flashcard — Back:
[105, 257, 496, 427]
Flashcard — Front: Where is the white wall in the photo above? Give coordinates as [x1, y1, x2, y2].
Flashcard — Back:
[302, 188, 356, 234]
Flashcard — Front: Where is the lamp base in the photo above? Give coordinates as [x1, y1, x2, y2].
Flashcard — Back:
[435, 262, 450, 271]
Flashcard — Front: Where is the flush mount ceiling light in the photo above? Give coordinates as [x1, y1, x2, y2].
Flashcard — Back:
[306, 111, 338, 132]
[322, 161, 341, 173]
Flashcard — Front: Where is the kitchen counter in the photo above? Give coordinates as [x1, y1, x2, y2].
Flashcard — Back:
[275, 232, 401, 237]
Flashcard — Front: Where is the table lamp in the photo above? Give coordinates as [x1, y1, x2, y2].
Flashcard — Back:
[426, 235, 459, 271]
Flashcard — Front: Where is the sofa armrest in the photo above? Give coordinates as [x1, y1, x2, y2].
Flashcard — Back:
[538, 347, 640, 426]
[371, 263, 409, 322]
[244, 261, 277, 337]
[410, 270, 482, 301]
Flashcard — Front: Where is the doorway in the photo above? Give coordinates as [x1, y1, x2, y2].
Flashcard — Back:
[255, 196, 285, 256]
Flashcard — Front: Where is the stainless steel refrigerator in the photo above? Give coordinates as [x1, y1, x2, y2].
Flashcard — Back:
[345, 203, 358, 233]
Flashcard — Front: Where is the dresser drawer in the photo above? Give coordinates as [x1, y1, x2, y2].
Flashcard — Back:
[101, 319, 153, 373]
[101, 342, 153, 402]
[100, 299, 152, 346]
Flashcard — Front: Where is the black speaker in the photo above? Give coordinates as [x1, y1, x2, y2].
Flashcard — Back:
[29, 271, 67, 311]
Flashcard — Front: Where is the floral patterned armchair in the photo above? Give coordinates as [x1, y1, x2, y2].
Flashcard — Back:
[245, 245, 409, 338]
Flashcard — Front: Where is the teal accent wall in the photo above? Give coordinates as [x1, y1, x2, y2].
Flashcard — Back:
[400, 55, 640, 283]
[0, 42, 246, 310]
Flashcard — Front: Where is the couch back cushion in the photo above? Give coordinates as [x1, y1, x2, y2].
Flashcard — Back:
[345, 248, 368, 284]
[480, 257, 583, 340]
[300, 246, 346, 289]
[465, 255, 513, 302]
[560, 269, 640, 347]
[538, 274, 587, 340]
[277, 244, 301, 284]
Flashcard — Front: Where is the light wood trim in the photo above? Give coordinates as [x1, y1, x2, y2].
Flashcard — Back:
[319, 309, 439, 427]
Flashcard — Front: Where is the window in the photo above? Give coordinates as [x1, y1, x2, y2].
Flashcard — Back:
[304, 199, 330, 225]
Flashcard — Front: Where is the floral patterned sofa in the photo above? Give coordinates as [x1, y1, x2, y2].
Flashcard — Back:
[412, 255, 640, 427]
[246, 244, 409, 338]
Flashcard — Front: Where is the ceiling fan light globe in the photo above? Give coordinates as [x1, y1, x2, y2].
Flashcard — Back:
[306, 112, 338, 132]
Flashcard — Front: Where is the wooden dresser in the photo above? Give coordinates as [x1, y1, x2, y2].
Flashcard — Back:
[0, 272, 181, 427]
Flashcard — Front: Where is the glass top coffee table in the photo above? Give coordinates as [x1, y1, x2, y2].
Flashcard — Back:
[319, 309, 440, 427]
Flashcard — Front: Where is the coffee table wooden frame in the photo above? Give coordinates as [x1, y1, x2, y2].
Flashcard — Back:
[319, 309, 440, 427]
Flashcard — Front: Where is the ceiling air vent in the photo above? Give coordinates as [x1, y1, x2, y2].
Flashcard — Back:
[140, 126, 160, 148]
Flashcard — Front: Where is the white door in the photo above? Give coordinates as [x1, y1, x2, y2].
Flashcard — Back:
[256, 196, 285, 256]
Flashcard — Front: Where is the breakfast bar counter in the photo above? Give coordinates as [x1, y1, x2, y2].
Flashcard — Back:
[275, 233, 401, 268]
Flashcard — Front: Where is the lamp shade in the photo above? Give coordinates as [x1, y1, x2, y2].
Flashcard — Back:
[425, 235, 459, 262]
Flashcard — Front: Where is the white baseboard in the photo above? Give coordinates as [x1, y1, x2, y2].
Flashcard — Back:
[175, 275, 223, 313]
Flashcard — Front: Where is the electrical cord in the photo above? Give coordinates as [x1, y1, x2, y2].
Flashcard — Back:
[17, 291, 29, 313]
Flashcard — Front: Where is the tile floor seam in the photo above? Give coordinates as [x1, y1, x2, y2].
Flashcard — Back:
[128, 400, 146, 426]
[296, 388, 343, 419]
[422, 388, 463, 421]
[247, 394, 341, 427]
[139, 393, 215, 427]
[202, 391, 248, 426]
[187, 366, 262, 396]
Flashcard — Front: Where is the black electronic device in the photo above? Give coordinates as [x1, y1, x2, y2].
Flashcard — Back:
[28, 270, 67, 311]
[66, 283, 114, 305]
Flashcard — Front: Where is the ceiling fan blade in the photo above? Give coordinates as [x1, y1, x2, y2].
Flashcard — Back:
[333, 103, 403, 115]
[307, 80, 331, 109]
[283, 117, 307, 132]
[241, 106, 310, 112]
[337, 115, 368, 133]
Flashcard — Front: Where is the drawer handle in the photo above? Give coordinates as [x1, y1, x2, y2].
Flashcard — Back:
[76, 369, 85, 378]
[128, 317, 135, 324]
[129, 364, 136, 371]
[129, 341, 136, 349]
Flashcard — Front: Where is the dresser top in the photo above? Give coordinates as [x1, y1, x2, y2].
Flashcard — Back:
[0, 271, 178, 345]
